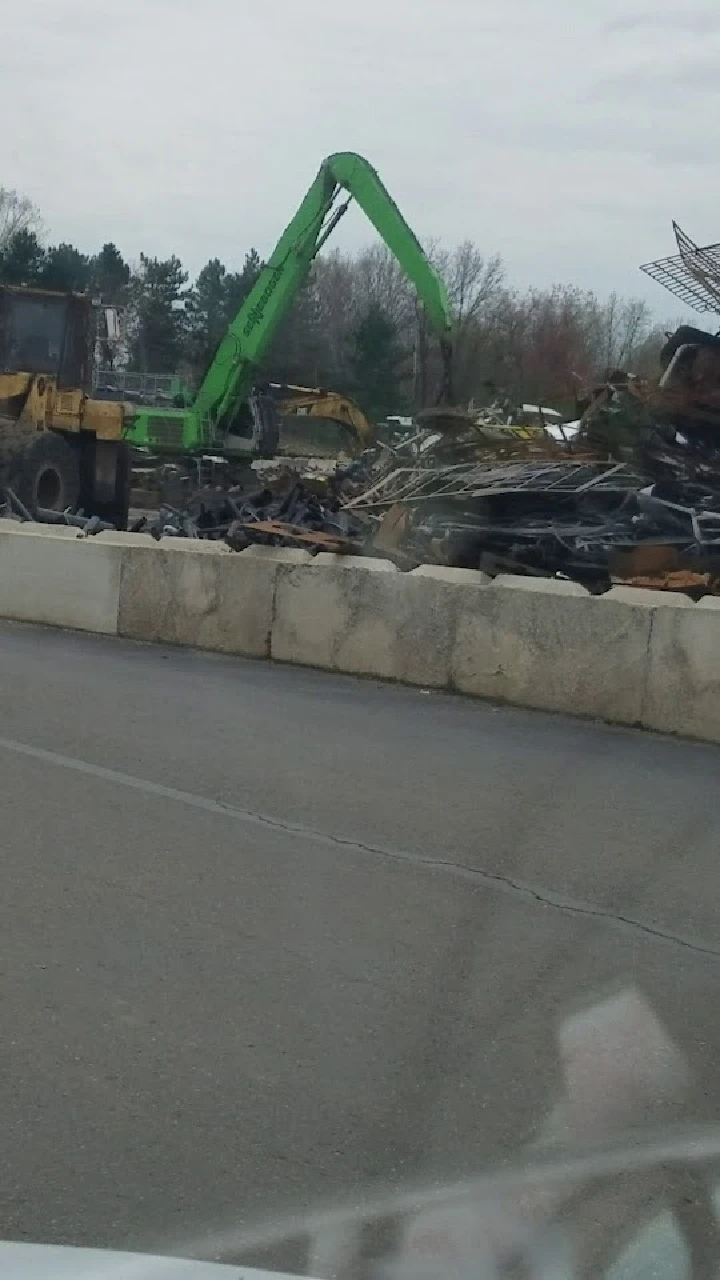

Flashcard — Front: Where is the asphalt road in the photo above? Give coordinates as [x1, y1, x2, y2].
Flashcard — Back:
[1, 622, 720, 1269]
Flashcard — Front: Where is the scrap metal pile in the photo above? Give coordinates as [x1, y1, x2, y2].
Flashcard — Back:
[128, 474, 366, 554]
[123, 381, 720, 595]
[336, 364, 720, 594]
[10, 327, 720, 596]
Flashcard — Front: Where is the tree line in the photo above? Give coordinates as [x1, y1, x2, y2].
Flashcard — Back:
[0, 186, 673, 420]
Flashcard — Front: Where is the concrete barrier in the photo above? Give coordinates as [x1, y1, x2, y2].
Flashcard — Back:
[452, 576, 656, 726]
[644, 595, 720, 739]
[271, 555, 399, 677]
[4, 519, 720, 743]
[117, 540, 288, 657]
[0, 522, 123, 634]
[271, 557, 491, 687]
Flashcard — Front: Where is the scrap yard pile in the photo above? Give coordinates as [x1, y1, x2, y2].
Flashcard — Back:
[9, 326, 720, 599]
[7, 168, 720, 598]
[128, 474, 365, 555]
[337, 374, 720, 594]
[120, 332, 720, 597]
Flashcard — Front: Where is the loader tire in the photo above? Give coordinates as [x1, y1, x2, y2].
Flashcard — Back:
[93, 442, 132, 530]
[111, 441, 132, 530]
[0, 422, 81, 516]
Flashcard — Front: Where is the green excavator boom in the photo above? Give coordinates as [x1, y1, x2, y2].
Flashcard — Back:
[128, 152, 453, 458]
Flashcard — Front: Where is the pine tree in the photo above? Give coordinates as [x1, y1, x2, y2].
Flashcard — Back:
[90, 243, 131, 302]
[129, 254, 188, 373]
[185, 249, 263, 371]
[0, 229, 45, 284]
[349, 302, 409, 421]
[185, 258, 228, 368]
[39, 243, 91, 292]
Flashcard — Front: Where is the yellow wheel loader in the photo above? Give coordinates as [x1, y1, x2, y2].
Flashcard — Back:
[0, 286, 131, 527]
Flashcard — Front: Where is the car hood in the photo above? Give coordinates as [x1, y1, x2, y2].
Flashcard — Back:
[0, 1242, 303, 1279]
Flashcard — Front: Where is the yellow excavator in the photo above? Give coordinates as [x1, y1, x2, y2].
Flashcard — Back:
[273, 384, 375, 454]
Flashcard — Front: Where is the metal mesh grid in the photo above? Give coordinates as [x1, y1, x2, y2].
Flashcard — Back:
[640, 222, 720, 314]
[343, 460, 645, 513]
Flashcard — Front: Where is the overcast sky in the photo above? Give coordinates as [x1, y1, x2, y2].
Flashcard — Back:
[4, 0, 720, 314]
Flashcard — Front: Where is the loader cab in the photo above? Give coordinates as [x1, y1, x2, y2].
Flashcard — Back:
[0, 286, 92, 389]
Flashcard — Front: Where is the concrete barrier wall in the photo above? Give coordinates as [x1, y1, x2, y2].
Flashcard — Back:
[117, 538, 281, 657]
[0, 523, 124, 634]
[3, 520, 720, 743]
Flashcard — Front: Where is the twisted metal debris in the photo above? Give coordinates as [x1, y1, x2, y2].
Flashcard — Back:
[9, 324, 720, 595]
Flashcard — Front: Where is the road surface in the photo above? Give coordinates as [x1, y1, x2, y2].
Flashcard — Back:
[0, 621, 719, 1267]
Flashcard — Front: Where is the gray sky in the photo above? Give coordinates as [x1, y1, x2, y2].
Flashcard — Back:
[4, 0, 720, 313]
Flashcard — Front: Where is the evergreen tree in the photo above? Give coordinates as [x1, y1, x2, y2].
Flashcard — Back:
[129, 254, 188, 373]
[90, 242, 131, 301]
[185, 249, 263, 371]
[224, 248, 262, 319]
[185, 258, 229, 367]
[39, 243, 91, 292]
[0, 229, 45, 284]
[349, 302, 409, 421]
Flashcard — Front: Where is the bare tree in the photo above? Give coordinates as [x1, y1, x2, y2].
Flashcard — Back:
[310, 238, 508, 408]
[433, 241, 505, 328]
[0, 188, 43, 254]
[418, 242, 506, 405]
[617, 299, 652, 368]
[622, 321, 673, 378]
[311, 251, 358, 383]
[595, 292, 653, 374]
[353, 243, 416, 335]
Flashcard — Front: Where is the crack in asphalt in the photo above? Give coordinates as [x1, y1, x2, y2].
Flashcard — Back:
[0, 732, 717, 961]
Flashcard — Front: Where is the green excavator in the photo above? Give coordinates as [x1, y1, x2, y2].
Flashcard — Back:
[125, 152, 454, 461]
[0, 154, 452, 528]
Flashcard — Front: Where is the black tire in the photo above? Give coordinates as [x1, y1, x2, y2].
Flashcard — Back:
[0, 425, 80, 516]
[113, 442, 132, 530]
[92, 442, 132, 530]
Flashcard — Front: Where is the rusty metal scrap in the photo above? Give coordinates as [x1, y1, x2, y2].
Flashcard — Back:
[610, 545, 720, 597]
[621, 569, 714, 593]
[130, 480, 365, 552]
[339, 373, 720, 590]
[38, 322, 720, 598]
[351, 333, 720, 592]
[228, 519, 361, 555]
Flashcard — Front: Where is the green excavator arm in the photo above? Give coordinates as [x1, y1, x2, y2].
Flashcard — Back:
[128, 152, 453, 457]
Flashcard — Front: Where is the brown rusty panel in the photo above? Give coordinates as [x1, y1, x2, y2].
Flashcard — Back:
[611, 546, 683, 579]
[623, 570, 712, 592]
[610, 545, 720, 595]
[244, 519, 360, 554]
